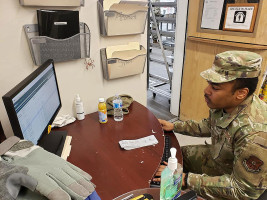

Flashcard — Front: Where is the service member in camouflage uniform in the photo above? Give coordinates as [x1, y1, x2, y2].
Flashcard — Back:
[159, 51, 267, 199]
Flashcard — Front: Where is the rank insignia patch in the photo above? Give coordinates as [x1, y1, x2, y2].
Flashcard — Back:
[243, 156, 263, 173]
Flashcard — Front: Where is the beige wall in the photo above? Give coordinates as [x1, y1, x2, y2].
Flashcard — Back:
[0, 0, 148, 137]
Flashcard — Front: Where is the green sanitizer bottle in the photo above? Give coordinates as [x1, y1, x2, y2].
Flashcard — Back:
[160, 148, 183, 200]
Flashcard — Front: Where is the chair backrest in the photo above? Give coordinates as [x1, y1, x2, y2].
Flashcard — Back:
[0, 121, 6, 142]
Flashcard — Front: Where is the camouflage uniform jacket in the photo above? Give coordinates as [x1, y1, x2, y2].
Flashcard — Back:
[174, 94, 267, 199]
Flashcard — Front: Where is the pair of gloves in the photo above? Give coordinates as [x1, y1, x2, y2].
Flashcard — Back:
[0, 136, 100, 200]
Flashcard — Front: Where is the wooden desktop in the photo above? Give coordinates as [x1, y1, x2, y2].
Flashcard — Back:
[57, 101, 183, 199]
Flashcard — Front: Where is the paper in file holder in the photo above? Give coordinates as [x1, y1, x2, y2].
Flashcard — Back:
[24, 22, 90, 66]
[98, 0, 148, 36]
[100, 45, 146, 80]
[19, 0, 85, 7]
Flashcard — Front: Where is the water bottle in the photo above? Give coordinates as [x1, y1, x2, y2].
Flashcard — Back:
[113, 94, 123, 121]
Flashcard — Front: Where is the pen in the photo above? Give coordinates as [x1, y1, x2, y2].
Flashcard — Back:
[48, 125, 51, 134]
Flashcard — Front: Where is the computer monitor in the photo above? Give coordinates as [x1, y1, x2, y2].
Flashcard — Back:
[2, 59, 66, 155]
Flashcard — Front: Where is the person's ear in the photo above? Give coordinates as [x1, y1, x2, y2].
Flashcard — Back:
[236, 88, 249, 100]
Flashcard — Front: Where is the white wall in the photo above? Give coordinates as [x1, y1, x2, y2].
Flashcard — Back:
[0, 0, 148, 137]
[170, 0, 188, 116]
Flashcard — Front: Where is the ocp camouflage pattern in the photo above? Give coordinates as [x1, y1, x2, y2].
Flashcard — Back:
[174, 94, 267, 199]
[201, 51, 262, 83]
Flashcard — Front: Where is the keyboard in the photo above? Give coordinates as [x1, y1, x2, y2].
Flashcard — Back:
[150, 135, 171, 188]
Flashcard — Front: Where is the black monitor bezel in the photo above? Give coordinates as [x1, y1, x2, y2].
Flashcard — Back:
[2, 59, 62, 142]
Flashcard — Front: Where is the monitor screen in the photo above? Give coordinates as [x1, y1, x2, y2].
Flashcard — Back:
[2, 59, 61, 145]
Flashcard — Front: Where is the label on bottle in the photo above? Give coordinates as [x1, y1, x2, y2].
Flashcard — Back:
[76, 103, 85, 120]
[113, 102, 122, 109]
[172, 174, 182, 199]
[98, 110, 107, 123]
[160, 169, 182, 200]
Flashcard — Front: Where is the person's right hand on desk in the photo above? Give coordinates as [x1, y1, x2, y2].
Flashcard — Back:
[155, 119, 174, 183]
[158, 119, 174, 131]
[152, 161, 168, 182]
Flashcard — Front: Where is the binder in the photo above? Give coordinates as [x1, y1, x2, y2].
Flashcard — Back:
[37, 9, 80, 39]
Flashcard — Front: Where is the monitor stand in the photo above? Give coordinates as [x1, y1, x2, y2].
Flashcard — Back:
[38, 131, 67, 156]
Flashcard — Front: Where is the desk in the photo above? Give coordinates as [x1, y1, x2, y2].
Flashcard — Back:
[57, 101, 182, 199]
[114, 188, 205, 200]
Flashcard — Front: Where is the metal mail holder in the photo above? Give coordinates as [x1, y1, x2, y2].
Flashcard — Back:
[98, 0, 148, 36]
[19, 0, 85, 7]
[24, 22, 90, 66]
[100, 45, 147, 80]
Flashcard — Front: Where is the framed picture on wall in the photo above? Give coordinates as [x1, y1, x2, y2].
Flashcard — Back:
[223, 3, 258, 32]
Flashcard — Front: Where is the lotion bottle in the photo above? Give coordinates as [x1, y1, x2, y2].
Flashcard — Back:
[160, 148, 183, 200]
[75, 94, 85, 120]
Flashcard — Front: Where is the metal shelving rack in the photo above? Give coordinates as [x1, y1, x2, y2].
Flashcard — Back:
[147, 0, 177, 101]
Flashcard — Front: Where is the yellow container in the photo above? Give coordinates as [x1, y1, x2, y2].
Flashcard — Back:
[98, 98, 107, 123]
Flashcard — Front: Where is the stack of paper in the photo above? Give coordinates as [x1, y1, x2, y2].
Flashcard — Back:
[109, 3, 148, 15]
[101, 0, 148, 36]
[119, 135, 158, 150]
[106, 42, 141, 59]
[103, 0, 121, 11]
[52, 114, 76, 128]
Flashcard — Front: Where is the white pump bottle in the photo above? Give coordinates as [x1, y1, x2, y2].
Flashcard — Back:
[75, 94, 85, 120]
[160, 147, 183, 200]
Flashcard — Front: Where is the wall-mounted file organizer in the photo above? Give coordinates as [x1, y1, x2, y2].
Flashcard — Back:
[98, 0, 148, 36]
[24, 22, 90, 66]
[100, 45, 147, 80]
[19, 0, 84, 7]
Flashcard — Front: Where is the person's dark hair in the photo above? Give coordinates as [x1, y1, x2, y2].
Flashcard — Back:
[232, 77, 258, 97]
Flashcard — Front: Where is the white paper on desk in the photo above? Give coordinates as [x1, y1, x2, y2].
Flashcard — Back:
[201, 0, 225, 30]
[119, 135, 158, 150]
[52, 114, 76, 128]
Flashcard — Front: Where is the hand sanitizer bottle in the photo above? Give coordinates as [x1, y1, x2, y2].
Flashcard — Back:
[75, 94, 85, 120]
[160, 148, 183, 200]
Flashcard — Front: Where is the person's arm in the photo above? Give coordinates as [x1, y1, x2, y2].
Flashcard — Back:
[158, 117, 211, 137]
[186, 132, 267, 200]
[173, 118, 211, 137]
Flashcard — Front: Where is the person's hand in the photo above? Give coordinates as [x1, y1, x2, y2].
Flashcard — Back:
[152, 161, 168, 182]
[158, 119, 174, 131]
[182, 173, 186, 187]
